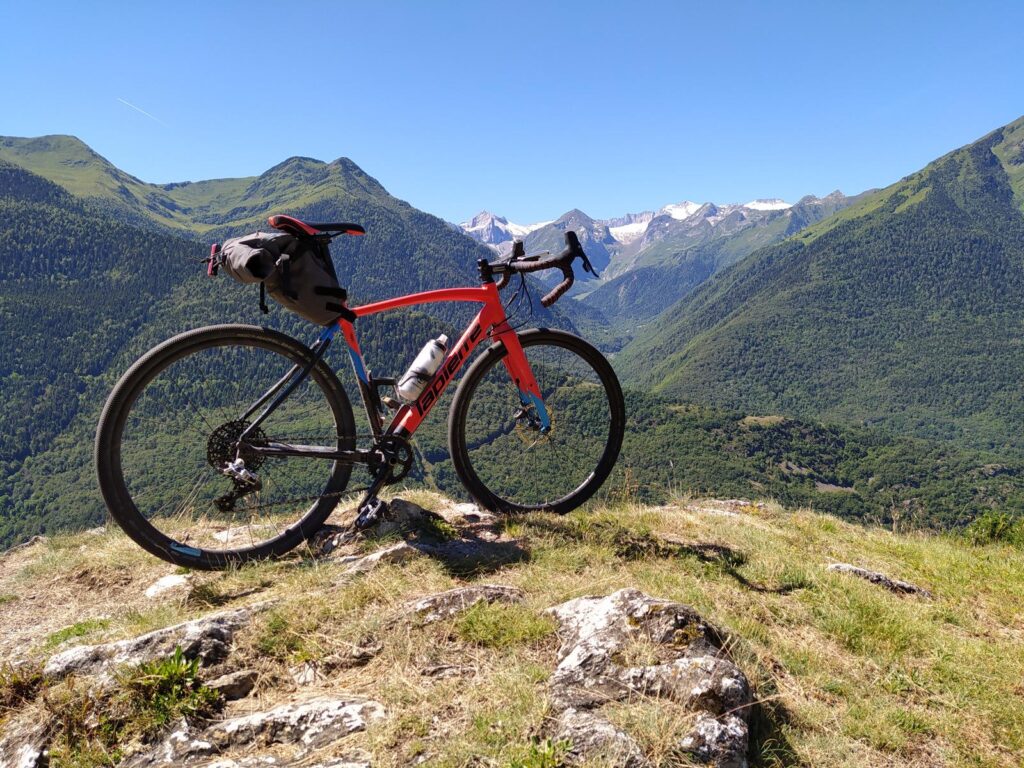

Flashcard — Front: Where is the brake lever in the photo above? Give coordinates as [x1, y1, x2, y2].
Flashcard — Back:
[578, 250, 599, 277]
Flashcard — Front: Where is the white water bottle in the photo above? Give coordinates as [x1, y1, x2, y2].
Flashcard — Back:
[396, 334, 449, 401]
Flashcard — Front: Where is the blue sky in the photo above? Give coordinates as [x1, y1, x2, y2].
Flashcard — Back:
[2, 1, 1023, 223]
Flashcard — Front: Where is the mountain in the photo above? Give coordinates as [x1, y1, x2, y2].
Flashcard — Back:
[458, 211, 550, 247]
[0, 138, 583, 548]
[459, 194, 861, 323]
[619, 114, 1024, 453]
[585, 192, 861, 323]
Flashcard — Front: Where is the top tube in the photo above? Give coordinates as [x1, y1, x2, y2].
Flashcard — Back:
[351, 284, 498, 318]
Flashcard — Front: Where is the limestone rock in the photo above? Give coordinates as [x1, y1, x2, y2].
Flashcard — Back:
[322, 498, 527, 575]
[827, 563, 933, 598]
[546, 589, 752, 768]
[553, 708, 650, 767]
[679, 713, 749, 767]
[206, 696, 385, 750]
[0, 711, 48, 768]
[145, 573, 192, 599]
[333, 541, 420, 580]
[43, 604, 261, 681]
[123, 696, 384, 766]
[205, 669, 258, 700]
[398, 584, 524, 625]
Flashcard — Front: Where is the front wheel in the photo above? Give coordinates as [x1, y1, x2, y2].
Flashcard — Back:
[448, 328, 625, 514]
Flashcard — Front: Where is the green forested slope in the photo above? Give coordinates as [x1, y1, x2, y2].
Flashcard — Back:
[619, 115, 1024, 453]
[0, 145, 580, 546]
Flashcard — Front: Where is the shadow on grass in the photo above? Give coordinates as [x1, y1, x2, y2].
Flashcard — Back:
[747, 692, 805, 767]
[523, 516, 804, 595]
[308, 516, 530, 578]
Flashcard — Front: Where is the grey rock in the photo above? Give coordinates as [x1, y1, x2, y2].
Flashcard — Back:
[546, 589, 752, 768]
[827, 563, 933, 598]
[333, 541, 420, 580]
[43, 605, 261, 681]
[679, 713, 749, 768]
[123, 696, 384, 766]
[399, 584, 524, 625]
[546, 588, 730, 709]
[422, 663, 475, 679]
[0, 712, 48, 768]
[553, 708, 651, 767]
[322, 498, 527, 575]
[206, 669, 258, 700]
[206, 696, 385, 750]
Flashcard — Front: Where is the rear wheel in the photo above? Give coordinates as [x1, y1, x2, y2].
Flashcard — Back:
[448, 328, 624, 513]
[95, 325, 355, 569]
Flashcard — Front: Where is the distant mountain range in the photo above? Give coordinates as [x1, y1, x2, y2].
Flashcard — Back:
[459, 192, 865, 323]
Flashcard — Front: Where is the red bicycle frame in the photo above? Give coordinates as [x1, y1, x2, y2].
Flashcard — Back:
[328, 279, 550, 440]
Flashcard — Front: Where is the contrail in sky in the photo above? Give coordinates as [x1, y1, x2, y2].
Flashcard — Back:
[117, 97, 167, 126]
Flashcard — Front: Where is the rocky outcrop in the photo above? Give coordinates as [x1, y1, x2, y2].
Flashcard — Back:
[320, 499, 527, 577]
[42, 604, 263, 681]
[123, 696, 384, 767]
[205, 669, 259, 700]
[0, 711, 48, 768]
[546, 588, 752, 768]
[827, 563, 933, 598]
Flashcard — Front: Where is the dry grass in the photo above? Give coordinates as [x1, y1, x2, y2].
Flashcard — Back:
[2, 494, 1023, 766]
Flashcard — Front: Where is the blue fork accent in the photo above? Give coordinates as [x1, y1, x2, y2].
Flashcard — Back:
[519, 389, 551, 433]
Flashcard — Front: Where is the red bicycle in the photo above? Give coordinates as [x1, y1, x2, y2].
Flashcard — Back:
[95, 216, 625, 569]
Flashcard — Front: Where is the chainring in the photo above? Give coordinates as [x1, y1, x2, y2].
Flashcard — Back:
[376, 434, 414, 484]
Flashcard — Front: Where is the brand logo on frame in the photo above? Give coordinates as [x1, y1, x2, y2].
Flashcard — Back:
[414, 322, 483, 415]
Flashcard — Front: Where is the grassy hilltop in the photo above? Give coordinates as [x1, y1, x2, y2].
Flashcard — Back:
[2, 493, 1022, 767]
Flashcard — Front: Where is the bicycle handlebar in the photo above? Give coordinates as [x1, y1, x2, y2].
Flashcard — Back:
[492, 231, 598, 307]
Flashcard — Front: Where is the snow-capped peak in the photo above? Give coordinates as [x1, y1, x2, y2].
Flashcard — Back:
[659, 201, 703, 220]
[459, 211, 551, 248]
[743, 199, 792, 211]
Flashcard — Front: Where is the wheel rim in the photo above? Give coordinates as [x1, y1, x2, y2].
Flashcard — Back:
[114, 338, 348, 555]
[459, 337, 617, 510]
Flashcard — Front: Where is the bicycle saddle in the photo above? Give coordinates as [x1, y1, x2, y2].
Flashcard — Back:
[268, 214, 365, 237]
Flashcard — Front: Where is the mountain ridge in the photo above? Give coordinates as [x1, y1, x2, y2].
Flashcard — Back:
[618, 114, 1024, 452]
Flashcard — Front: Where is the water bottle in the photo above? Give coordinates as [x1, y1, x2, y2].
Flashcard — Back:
[396, 334, 449, 401]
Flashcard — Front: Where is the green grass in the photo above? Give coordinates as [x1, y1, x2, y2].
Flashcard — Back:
[45, 646, 221, 767]
[4, 492, 1024, 766]
[45, 618, 111, 649]
[453, 602, 557, 649]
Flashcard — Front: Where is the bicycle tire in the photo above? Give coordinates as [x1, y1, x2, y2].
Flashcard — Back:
[95, 324, 355, 569]
[448, 328, 624, 514]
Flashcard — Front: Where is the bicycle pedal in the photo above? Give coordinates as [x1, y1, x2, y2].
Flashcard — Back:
[355, 498, 389, 530]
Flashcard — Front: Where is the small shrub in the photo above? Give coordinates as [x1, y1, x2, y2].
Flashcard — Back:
[0, 661, 45, 716]
[964, 510, 1024, 547]
[114, 647, 221, 738]
[46, 647, 221, 766]
[508, 738, 572, 768]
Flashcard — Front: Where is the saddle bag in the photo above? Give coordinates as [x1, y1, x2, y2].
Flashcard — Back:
[210, 231, 350, 326]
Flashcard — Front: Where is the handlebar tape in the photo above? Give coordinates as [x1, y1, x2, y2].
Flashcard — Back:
[494, 231, 590, 306]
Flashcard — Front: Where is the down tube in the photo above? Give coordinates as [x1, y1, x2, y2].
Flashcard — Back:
[391, 308, 491, 434]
